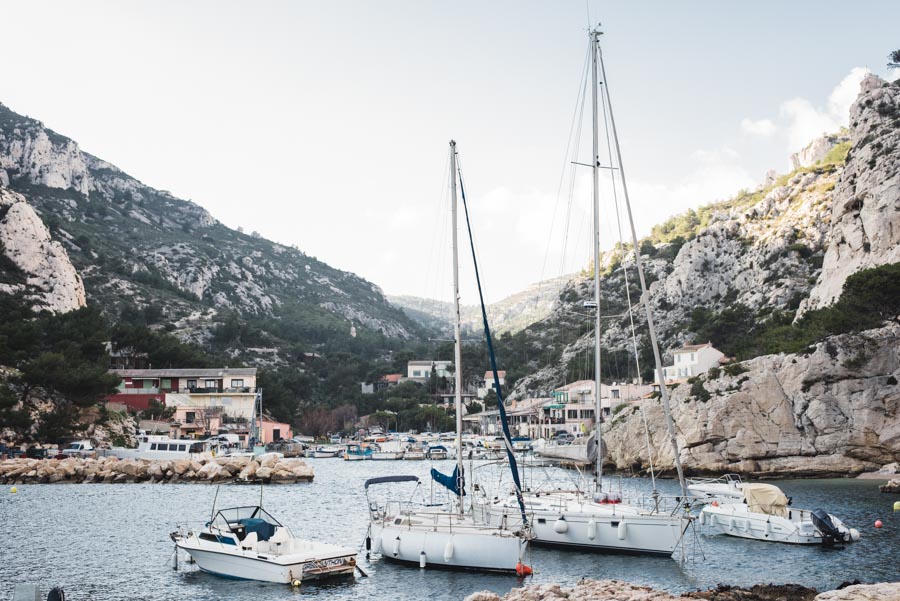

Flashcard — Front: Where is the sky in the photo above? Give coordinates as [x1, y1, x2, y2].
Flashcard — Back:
[1, 1, 899, 305]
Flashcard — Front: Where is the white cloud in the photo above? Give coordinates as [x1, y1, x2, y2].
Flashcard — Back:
[740, 117, 777, 137]
[779, 67, 868, 151]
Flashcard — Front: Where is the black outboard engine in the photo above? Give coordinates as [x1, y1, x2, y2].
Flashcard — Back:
[811, 509, 845, 544]
[47, 588, 66, 601]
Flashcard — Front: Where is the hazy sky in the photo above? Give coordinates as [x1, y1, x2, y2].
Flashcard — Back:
[2, 1, 898, 305]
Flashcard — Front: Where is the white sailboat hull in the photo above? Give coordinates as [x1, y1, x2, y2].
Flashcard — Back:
[371, 520, 525, 572]
[480, 494, 688, 556]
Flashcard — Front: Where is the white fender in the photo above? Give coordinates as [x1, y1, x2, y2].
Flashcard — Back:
[765, 520, 772, 536]
[617, 520, 627, 541]
[392, 536, 401, 557]
[443, 540, 454, 562]
[699, 511, 706, 526]
[849, 528, 861, 542]
[419, 551, 426, 568]
[372, 534, 382, 554]
[587, 519, 597, 540]
[554, 516, 569, 534]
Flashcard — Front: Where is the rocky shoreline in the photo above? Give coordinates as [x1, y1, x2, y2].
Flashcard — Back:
[464, 579, 900, 601]
[0, 453, 314, 485]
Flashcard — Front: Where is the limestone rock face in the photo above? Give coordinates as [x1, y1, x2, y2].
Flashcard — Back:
[0, 123, 90, 195]
[814, 582, 900, 601]
[790, 133, 845, 170]
[603, 323, 900, 477]
[0, 187, 86, 312]
[802, 75, 900, 313]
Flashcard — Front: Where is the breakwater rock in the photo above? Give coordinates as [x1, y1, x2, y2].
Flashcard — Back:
[879, 479, 900, 493]
[0, 453, 314, 485]
[464, 579, 900, 601]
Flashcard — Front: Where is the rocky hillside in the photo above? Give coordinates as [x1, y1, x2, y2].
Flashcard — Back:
[0, 102, 423, 364]
[389, 275, 570, 336]
[504, 74, 899, 476]
[512, 74, 897, 397]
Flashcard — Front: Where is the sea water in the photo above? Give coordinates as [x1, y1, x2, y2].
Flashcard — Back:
[1, 459, 897, 600]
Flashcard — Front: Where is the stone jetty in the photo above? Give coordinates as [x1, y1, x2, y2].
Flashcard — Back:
[0, 453, 314, 485]
[464, 579, 900, 601]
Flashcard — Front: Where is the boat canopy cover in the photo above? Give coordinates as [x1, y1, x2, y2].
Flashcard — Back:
[742, 483, 788, 517]
[364, 475, 420, 489]
[431, 465, 463, 496]
[239, 517, 276, 541]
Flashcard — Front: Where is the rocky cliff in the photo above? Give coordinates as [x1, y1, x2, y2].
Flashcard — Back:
[0, 187, 85, 312]
[509, 75, 900, 476]
[0, 102, 422, 364]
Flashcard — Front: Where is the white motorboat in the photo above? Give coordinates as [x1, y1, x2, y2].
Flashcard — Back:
[698, 482, 860, 545]
[362, 141, 532, 575]
[172, 505, 356, 583]
[307, 445, 342, 458]
[371, 451, 404, 460]
[426, 445, 449, 460]
[402, 449, 425, 460]
[107, 435, 206, 460]
[479, 26, 694, 557]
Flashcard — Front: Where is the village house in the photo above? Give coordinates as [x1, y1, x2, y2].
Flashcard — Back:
[406, 360, 453, 381]
[477, 370, 506, 399]
[105, 367, 292, 443]
[658, 342, 726, 384]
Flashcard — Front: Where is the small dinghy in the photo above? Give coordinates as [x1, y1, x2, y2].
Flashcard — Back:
[172, 505, 356, 583]
[698, 482, 860, 545]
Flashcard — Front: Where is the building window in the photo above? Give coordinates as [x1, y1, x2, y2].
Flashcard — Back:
[231, 379, 244, 388]
[187, 379, 197, 390]
[611, 390, 620, 399]
[413, 370, 421, 377]
[424, 371, 430, 378]
[567, 410, 578, 419]
[186, 412, 195, 424]
[205, 379, 217, 389]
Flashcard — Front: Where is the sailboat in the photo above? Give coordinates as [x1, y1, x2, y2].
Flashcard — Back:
[363, 141, 532, 574]
[477, 25, 693, 557]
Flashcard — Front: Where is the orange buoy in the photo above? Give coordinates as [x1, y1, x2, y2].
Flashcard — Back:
[515, 562, 533, 577]
[711, 501, 719, 507]
[875, 520, 883, 528]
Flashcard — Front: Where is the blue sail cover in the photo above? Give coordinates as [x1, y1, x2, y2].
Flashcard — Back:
[431, 465, 464, 496]
[458, 172, 528, 527]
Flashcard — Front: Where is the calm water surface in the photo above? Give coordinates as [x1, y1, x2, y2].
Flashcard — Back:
[1, 458, 898, 600]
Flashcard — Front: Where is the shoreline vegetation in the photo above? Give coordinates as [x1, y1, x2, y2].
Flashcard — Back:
[0, 454, 314, 485]
[464, 579, 900, 601]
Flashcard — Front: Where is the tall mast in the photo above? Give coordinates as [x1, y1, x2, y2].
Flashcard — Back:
[450, 140, 465, 514]
[596, 36, 688, 497]
[590, 27, 604, 489]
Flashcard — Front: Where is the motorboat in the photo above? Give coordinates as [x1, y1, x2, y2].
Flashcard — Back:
[307, 445, 342, 458]
[107, 434, 207, 460]
[172, 505, 356, 583]
[371, 450, 404, 460]
[344, 443, 377, 461]
[698, 482, 860, 545]
[426, 445, 449, 460]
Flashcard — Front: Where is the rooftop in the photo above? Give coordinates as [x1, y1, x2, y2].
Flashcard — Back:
[408, 360, 452, 366]
[674, 342, 713, 353]
[112, 367, 257, 378]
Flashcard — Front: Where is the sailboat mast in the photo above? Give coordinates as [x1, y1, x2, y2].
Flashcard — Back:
[596, 37, 688, 497]
[590, 27, 604, 489]
[449, 140, 465, 514]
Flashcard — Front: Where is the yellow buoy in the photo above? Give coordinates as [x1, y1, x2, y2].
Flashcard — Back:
[291, 579, 301, 587]
[894, 501, 900, 512]
[10, 487, 17, 494]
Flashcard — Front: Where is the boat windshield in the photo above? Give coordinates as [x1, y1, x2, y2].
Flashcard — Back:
[212, 506, 282, 532]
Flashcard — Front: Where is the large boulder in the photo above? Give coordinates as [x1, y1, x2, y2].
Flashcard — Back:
[238, 461, 259, 481]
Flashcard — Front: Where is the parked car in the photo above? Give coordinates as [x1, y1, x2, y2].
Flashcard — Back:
[25, 447, 47, 459]
[554, 432, 575, 445]
[61, 440, 94, 458]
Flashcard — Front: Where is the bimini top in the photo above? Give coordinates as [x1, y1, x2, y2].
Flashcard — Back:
[364, 475, 420, 489]
[742, 483, 789, 517]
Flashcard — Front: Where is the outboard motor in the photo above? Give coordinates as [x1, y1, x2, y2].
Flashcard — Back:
[811, 509, 845, 544]
[47, 588, 66, 601]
